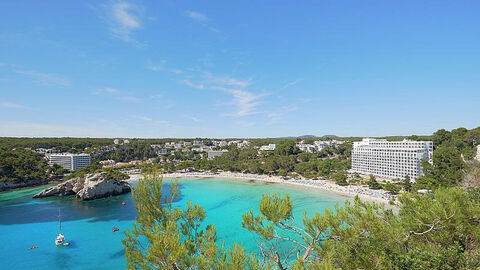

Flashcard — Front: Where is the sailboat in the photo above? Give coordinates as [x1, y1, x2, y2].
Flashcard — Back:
[55, 209, 70, 246]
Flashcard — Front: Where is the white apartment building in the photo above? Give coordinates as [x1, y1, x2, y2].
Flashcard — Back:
[351, 138, 433, 180]
[49, 153, 91, 171]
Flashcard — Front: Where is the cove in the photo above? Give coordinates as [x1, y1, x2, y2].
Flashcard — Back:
[0, 177, 350, 270]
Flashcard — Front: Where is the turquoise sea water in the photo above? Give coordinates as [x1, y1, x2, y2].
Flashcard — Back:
[0, 178, 350, 270]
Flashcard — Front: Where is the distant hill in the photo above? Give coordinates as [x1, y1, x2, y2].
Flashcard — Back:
[322, 135, 338, 138]
[298, 135, 317, 139]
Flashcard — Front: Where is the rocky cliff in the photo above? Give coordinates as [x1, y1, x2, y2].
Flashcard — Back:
[33, 172, 131, 200]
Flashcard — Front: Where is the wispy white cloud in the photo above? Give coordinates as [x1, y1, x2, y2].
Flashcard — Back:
[106, 2, 145, 45]
[267, 104, 299, 123]
[283, 79, 301, 89]
[184, 10, 208, 22]
[190, 116, 200, 122]
[182, 73, 266, 117]
[147, 60, 182, 74]
[0, 102, 30, 110]
[93, 87, 142, 103]
[181, 79, 206, 90]
[93, 87, 118, 95]
[118, 96, 142, 103]
[212, 86, 266, 117]
[184, 10, 221, 34]
[14, 69, 71, 87]
[185, 115, 200, 122]
[131, 115, 152, 121]
[131, 115, 170, 125]
[205, 72, 251, 88]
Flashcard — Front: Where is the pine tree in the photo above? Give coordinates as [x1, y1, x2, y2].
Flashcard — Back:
[404, 175, 412, 192]
[122, 171, 262, 269]
[368, 174, 382, 190]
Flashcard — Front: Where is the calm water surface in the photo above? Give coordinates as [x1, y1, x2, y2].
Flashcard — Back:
[0, 178, 350, 270]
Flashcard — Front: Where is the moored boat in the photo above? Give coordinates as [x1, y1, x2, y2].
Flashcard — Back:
[55, 209, 70, 246]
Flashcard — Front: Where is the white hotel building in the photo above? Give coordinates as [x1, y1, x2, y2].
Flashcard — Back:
[351, 138, 433, 180]
[49, 153, 91, 171]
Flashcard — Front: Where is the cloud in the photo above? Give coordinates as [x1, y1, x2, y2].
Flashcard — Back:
[93, 87, 118, 94]
[205, 72, 251, 88]
[212, 86, 266, 117]
[118, 96, 141, 103]
[186, 115, 200, 122]
[0, 102, 29, 109]
[181, 79, 206, 90]
[267, 104, 299, 123]
[131, 115, 152, 121]
[184, 10, 221, 34]
[283, 79, 301, 89]
[147, 60, 183, 74]
[182, 73, 266, 117]
[228, 89, 265, 117]
[130, 115, 169, 126]
[93, 87, 142, 103]
[14, 69, 71, 87]
[106, 2, 145, 45]
[185, 10, 208, 22]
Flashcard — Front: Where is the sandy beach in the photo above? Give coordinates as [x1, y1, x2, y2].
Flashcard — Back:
[128, 171, 395, 204]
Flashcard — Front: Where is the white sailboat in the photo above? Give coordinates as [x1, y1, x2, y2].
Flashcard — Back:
[55, 209, 70, 246]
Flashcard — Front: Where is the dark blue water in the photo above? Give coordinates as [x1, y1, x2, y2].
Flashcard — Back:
[0, 178, 349, 269]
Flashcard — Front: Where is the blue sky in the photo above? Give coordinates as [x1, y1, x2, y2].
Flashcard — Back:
[0, 0, 479, 138]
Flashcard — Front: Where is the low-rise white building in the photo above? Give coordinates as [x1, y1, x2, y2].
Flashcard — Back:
[193, 140, 202, 146]
[174, 143, 183, 149]
[296, 142, 316, 153]
[99, 159, 116, 166]
[165, 142, 175, 149]
[207, 150, 228, 159]
[157, 149, 168, 155]
[351, 138, 433, 180]
[260, 144, 277, 151]
[314, 140, 344, 148]
[49, 153, 91, 171]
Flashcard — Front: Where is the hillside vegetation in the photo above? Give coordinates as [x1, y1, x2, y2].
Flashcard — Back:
[0, 148, 52, 183]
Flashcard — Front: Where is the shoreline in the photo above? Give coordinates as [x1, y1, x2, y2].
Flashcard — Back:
[129, 171, 395, 204]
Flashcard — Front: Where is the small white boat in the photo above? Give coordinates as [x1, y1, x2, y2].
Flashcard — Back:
[55, 209, 70, 246]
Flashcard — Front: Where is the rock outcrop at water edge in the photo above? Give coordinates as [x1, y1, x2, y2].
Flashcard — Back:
[33, 172, 131, 200]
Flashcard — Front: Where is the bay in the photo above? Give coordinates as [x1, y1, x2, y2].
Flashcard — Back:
[0, 177, 350, 270]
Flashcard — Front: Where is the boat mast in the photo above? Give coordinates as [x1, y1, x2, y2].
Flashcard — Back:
[58, 209, 62, 234]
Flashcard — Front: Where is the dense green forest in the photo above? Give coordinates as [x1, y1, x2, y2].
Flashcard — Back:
[0, 137, 113, 153]
[415, 127, 480, 189]
[0, 148, 55, 183]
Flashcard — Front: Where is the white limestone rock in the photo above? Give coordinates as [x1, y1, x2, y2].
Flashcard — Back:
[33, 172, 130, 200]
